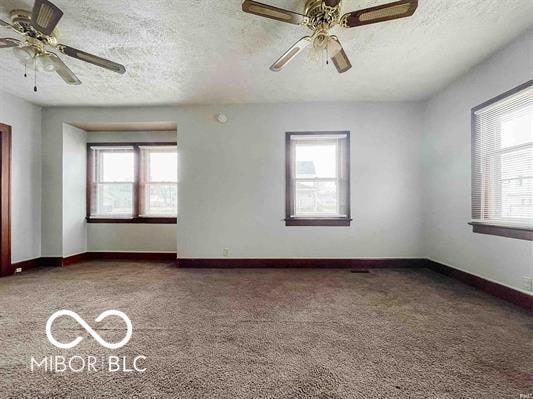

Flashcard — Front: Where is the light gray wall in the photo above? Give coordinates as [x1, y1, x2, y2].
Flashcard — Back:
[87, 224, 177, 253]
[42, 102, 425, 259]
[177, 103, 424, 258]
[62, 124, 87, 257]
[0, 90, 42, 263]
[422, 29, 533, 293]
[86, 130, 177, 253]
[87, 131, 176, 143]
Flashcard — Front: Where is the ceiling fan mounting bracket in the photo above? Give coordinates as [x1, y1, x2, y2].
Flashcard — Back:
[303, 0, 341, 32]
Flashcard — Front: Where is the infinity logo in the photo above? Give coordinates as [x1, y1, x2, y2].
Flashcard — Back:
[46, 310, 132, 350]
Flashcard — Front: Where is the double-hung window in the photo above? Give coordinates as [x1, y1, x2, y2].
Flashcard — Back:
[88, 143, 177, 223]
[285, 132, 351, 226]
[471, 80, 533, 240]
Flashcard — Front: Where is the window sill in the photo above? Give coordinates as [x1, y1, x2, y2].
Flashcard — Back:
[87, 217, 177, 224]
[469, 222, 533, 241]
[285, 218, 352, 227]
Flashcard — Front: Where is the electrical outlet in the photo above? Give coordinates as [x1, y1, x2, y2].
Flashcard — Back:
[15, 268, 22, 273]
[521, 276, 533, 292]
[223, 248, 229, 257]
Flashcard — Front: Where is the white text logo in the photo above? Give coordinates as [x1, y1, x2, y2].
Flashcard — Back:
[46, 309, 132, 350]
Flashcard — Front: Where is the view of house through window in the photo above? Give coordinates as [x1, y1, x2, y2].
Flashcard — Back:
[88, 143, 177, 221]
[295, 142, 339, 215]
[286, 132, 350, 226]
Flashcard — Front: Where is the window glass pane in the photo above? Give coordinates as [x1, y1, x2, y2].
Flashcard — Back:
[101, 152, 134, 182]
[501, 107, 533, 148]
[294, 181, 339, 216]
[148, 151, 177, 182]
[94, 183, 133, 216]
[295, 144, 337, 178]
[144, 183, 177, 216]
[499, 147, 533, 219]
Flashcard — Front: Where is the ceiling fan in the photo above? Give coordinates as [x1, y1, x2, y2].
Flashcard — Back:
[242, 0, 418, 73]
[0, 0, 126, 89]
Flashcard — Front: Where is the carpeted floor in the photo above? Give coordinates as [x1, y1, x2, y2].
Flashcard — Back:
[0, 261, 531, 398]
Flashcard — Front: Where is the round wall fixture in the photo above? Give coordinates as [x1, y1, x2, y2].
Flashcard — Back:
[216, 113, 228, 124]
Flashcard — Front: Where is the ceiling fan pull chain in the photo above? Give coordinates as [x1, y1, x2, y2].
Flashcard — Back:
[24, 63, 27, 78]
[34, 59, 37, 92]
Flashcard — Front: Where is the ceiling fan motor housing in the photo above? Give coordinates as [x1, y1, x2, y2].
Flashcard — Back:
[9, 9, 58, 46]
[304, 0, 342, 31]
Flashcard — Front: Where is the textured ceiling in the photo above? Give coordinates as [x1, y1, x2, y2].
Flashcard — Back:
[0, 0, 532, 106]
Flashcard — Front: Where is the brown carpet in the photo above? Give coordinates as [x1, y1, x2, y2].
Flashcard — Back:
[0, 261, 531, 398]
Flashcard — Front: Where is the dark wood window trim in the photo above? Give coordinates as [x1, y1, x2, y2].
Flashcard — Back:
[0, 124, 11, 276]
[87, 142, 177, 224]
[285, 131, 351, 227]
[469, 222, 533, 241]
[470, 80, 533, 240]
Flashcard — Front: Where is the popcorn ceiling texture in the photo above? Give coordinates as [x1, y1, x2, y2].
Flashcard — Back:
[0, 0, 532, 106]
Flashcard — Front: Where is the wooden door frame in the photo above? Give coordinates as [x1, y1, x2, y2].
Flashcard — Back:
[0, 123, 11, 277]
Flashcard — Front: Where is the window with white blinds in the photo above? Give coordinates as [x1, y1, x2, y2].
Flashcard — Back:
[471, 81, 533, 230]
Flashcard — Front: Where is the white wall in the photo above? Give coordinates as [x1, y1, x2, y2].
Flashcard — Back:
[422, 29, 533, 293]
[87, 224, 177, 253]
[86, 130, 177, 253]
[178, 103, 424, 258]
[86, 131, 176, 143]
[0, 90, 42, 263]
[62, 124, 87, 257]
[42, 102, 424, 259]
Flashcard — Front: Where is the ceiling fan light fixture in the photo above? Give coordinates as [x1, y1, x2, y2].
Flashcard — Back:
[12, 46, 35, 64]
[37, 54, 57, 72]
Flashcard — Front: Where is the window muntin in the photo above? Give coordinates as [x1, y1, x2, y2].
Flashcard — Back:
[472, 82, 533, 230]
[88, 143, 177, 222]
[286, 132, 350, 226]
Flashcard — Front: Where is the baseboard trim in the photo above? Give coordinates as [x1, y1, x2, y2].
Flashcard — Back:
[40, 257, 63, 267]
[11, 252, 176, 271]
[12, 257, 42, 271]
[9, 255, 531, 311]
[86, 252, 176, 261]
[176, 258, 428, 269]
[425, 259, 532, 311]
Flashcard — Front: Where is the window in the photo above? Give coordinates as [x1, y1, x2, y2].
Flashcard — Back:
[471, 80, 533, 240]
[87, 143, 177, 223]
[285, 132, 351, 226]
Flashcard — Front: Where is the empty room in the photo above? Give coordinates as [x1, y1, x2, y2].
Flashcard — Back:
[0, 0, 532, 397]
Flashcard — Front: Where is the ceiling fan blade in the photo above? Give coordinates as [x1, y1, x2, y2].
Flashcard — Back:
[47, 53, 81, 85]
[242, 0, 305, 25]
[31, 0, 64, 35]
[0, 19, 12, 28]
[0, 38, 20, 48]
[341, 0, 418, 28]
[270, 36, 311, 72]
[324, 0, 341, 7]
[329, 36, 351, 73]
[58, 45, 126, 74]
